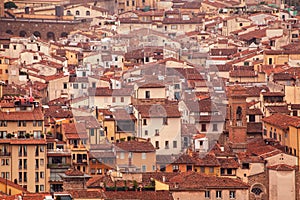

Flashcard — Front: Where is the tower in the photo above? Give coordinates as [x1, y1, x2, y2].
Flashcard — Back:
[228, 85, 248, 152]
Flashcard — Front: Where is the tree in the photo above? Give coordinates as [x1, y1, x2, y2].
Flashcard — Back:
[4, 2, 18, 9]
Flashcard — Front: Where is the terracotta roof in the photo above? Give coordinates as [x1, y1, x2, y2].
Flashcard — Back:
[134, 104, 181, 118]
[247, 122, 263, 133]
[246, 86, 269, 97]
[172, 154, 197, 164]
[115, 140, 155, 152]
[265, 106, 290, 115]
[181, 124, 200, 136]
[0, 177, 27, 192]
[104, 191, 174, 200]
[169, 172, 249, 190]
[185, 98, 218, 113]
[113, 109, 136, 120]
[267, 164, 296, 171]
[75, 116, 101, 128]
[262, 92, 284, 97]
[247, 108, 263, 115]
[65, 168, 84, 176]
[230, 70, 257, 77]
[218, 158, 239, 169]
[68, 189, 106, 199]
[262, 113, 300, 129]
[210, 48, 238, 56]
[0, 107, 43, 121]
[194, 153, 221, 167]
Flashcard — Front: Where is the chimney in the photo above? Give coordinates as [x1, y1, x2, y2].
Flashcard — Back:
[162, 176, 166, 183]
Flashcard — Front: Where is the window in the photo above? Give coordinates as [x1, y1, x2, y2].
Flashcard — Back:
[205, 190, 210, 199]
[90, 129, 95, 136]
[216, 190, 222, 199]
[213, 124, 218, 131]
[40, 159, 44, 166]
[19, 172, 22, 183]
[251, 187, 263, 195]
[86, 11, 90, 16]
[132, 0, 135, 6]
[121, 97, 124, 102]
[33, 56, 38, 60]
[40, 172, 44, 179]
[163, 117, 168, 125]
[201, 124, 207, 132]
[142, 165, 146, 172]
[112, 97, 116, 103]
[155, 129, 159, 136]
[174, 84, 180, 89]
[145, 91, 150, 99]
[239, 23, 243, 26]
[126, 0, 129, 6]
[23, 159, 27, 169]
[229, 191, 236, 199]
[23, 146, 27, 156]
[13, 45, 16, 50]
[249, 115, 255, 122]
[268, 58, 273, 65]
[21, 172, 26, 182]
[142, 153, 146, 159]
[143, 119, 147, 125]
[209, 167, 214, 173]
[35, 159, 39, 169]
[200, 167, 205, 173]
[173, 141, 177, 148]
[155, 141, 159, 149]
[66, 10, 71, 15]
[40, 185, 44, 192]
[73, 83, 78, 89]
[172, 165, 179, 172]
[120, 152, 124, 159]
[75, 10, 80, 15]
[35, 185, 39, 193]
[92, 82, 96, 88]
[144, 130, 148, 136]
[165, 141, 169, 149]
[171, 25, 177, 30]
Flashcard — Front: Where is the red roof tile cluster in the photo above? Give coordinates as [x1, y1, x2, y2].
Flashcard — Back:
[65, 168, 85, 176]
[134, 104, 181, 118]
[115, 140, 156, 152]
[262, 113, 300, 129]
[169, 171, 249, 189]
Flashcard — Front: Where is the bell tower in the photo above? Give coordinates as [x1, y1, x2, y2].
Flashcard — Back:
[228, 85, 247, 152]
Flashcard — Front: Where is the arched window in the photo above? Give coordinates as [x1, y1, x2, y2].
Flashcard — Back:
[66, 10, 71, 15]
[86, 10, 90, 16]
[236, 106, 242, 126]
[236, 106, 242, 120]
[251, 187, 263, 195]
[75, 10, 80, 15]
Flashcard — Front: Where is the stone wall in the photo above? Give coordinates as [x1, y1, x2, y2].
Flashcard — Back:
[1, 18, 91, 40]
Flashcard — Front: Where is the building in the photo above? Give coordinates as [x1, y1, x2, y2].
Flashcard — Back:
[115, 139, 156, 172]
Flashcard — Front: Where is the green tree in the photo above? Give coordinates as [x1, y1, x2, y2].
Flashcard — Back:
[4, 2, 18, 9]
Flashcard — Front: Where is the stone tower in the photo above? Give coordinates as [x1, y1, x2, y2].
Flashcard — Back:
[228, 85, 248, 152]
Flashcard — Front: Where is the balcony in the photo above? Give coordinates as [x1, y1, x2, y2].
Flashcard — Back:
[47, 149, 71, 156]
[47, 163, 71, 169]
[0, 152, 11, 156]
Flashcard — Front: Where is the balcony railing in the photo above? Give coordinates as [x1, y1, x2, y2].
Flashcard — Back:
[47, 163, 71, 168]
[47, 149, 71, 154]
[0, 152, 11, 156]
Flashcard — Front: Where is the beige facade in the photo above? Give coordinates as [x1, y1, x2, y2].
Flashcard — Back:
[0, 140, 48, 193]
[269, 169, 296, 200]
